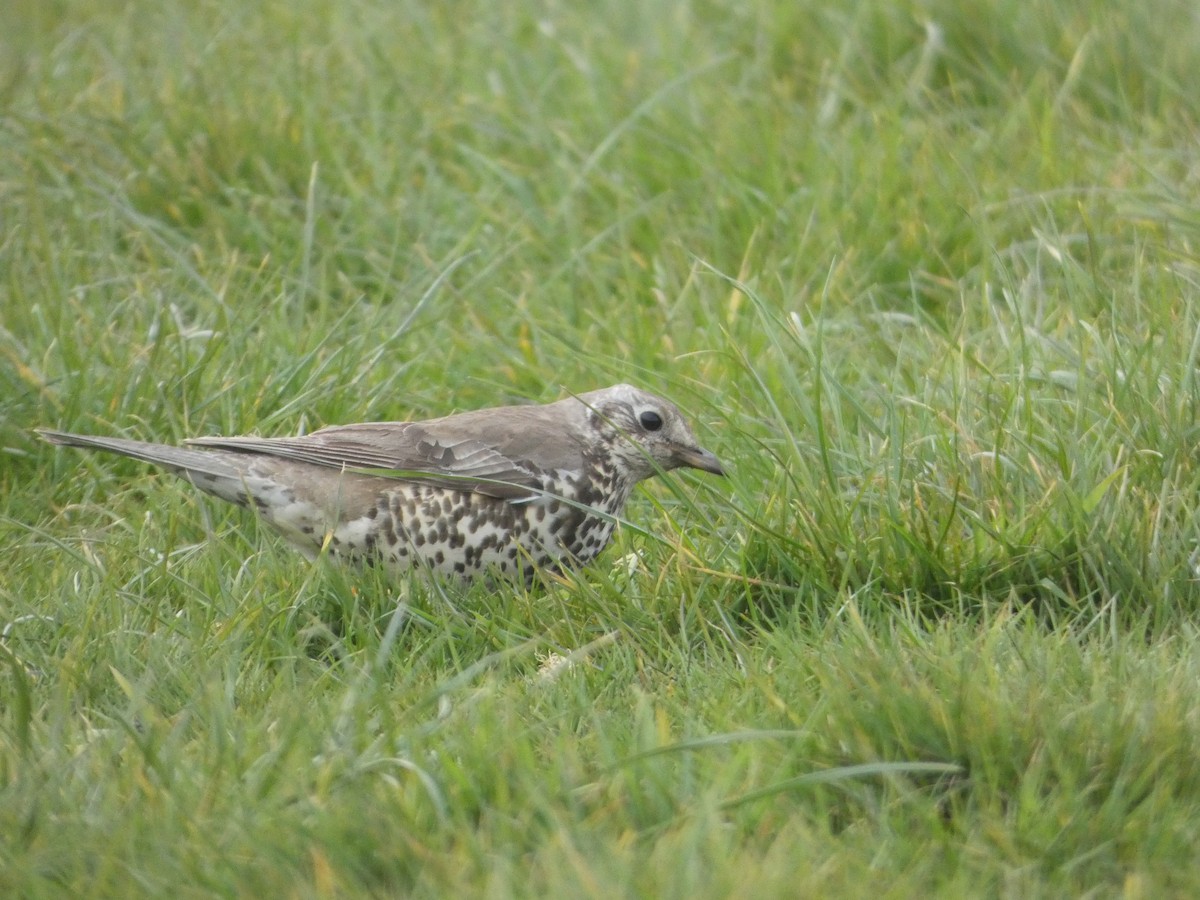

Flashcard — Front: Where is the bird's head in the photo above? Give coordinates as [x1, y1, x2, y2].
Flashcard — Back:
[575, 384, 725, 482]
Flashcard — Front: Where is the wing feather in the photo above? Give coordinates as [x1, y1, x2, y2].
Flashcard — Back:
[186, 422, 548, 500]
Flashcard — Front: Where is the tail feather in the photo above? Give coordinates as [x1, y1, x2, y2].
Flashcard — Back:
[36, 429, 244, 482]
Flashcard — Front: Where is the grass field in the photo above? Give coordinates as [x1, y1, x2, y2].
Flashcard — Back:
[4, 0, 1200, 895]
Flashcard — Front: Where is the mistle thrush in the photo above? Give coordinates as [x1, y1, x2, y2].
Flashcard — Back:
[39, 384, 724, 582]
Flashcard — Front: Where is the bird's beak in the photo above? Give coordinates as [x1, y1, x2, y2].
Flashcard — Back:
[674, 446, 725, 476]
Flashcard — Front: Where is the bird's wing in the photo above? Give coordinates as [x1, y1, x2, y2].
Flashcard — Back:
[186, 422, 554, 500]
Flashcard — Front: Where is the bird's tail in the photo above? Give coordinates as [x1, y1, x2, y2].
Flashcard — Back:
[37, 429, 248, 495]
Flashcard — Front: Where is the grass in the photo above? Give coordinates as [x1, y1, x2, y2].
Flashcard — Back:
[3, 0, 1200, 894]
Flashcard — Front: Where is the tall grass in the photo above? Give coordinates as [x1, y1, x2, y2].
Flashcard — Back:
[4, 0, 1200, 895]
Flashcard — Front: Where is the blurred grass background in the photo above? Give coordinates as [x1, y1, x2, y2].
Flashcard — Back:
[4, 0, 1200, 895]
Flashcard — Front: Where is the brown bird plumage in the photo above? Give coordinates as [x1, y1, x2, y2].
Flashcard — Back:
[38, 384, 724, 582]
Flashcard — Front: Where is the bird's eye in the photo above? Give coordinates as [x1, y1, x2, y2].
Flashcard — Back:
[639, 410, 664, 432]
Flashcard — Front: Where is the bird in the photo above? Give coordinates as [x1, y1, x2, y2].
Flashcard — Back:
[38, 384, 724, 583]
